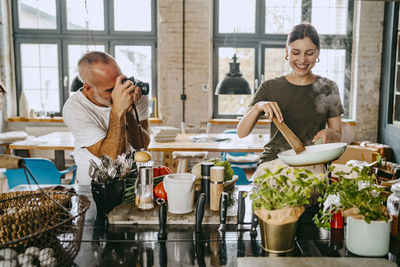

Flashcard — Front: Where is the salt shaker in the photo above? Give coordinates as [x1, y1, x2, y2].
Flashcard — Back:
[210, 166, 224, 211]
[387, 183, 400, 237]
[137, 166, 154, 210]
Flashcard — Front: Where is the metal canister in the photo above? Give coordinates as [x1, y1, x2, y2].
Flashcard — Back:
[137, 166, 154, 210]
[387, 183, 400, 237]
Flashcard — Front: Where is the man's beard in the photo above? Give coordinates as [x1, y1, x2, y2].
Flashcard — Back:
[93, 89, 111, 107]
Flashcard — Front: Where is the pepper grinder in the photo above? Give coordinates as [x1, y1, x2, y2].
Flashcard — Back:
[137, 166, 154, 210]
[210, 166, 224, 211]
[201, 162, 214, 205]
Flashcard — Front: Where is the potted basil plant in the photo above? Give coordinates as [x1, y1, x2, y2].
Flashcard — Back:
[313, 165, 391, 257]
[250, 166, 324, 253]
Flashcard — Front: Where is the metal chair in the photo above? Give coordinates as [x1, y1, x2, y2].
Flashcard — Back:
[4, 158, 77, 189]
[232, 166, 251, 185]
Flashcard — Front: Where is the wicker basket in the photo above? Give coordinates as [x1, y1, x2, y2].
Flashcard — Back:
[0, 191, 90, 267]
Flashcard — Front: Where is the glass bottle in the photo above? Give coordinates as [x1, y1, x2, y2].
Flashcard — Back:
[137, 166, 154, 210]
[387, 183, 400, 237]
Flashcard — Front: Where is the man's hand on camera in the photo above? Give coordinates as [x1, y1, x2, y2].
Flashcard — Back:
[132, 85, 142, 104]
[111, 75, 136, 116]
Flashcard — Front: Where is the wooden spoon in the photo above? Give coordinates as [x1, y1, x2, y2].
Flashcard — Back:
[272, 117, 305, 154]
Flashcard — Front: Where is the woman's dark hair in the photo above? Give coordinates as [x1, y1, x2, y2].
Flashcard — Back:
[287, 23, 320, 50]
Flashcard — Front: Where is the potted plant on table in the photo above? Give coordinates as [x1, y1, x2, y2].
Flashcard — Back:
[249, 166, 324, 253]
[313, 165, 391, 257]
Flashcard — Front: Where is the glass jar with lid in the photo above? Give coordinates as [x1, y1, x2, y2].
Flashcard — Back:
[136, 166, 154, 210]
[387, 183, 400, 237]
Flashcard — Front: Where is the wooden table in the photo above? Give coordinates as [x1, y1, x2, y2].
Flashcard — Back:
[9, 131, 74, 170]
[148, 133, 268, 152]
[8, 132, 269, 170]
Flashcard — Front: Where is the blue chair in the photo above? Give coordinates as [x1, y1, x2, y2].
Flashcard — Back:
[221, 129, 259, 169]
[232, 166, 250, 185]
[4, 158, 77, 189]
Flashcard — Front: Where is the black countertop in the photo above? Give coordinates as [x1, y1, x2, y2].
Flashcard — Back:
[72, 185, 400, 266]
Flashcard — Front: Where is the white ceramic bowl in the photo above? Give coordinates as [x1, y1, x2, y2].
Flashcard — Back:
[277, 142, 347, 166]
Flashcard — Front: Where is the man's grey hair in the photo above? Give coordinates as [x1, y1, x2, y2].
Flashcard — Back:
[78, 51, 115, 84]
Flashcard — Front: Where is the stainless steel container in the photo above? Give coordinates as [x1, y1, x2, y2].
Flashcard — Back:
[137, 166, 154, 210]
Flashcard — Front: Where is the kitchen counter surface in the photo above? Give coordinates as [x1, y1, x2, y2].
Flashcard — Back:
[67, 185, 400, 266]
[9, 184, 400, 266]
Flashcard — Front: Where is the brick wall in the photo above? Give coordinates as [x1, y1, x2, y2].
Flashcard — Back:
[158, 0, 212, 129]
[351, 1, 384, 142]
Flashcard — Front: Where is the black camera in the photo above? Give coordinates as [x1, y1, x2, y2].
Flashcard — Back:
[122, 76, 150, 96]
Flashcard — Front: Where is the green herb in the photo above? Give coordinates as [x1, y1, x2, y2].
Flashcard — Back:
[209, 158, 234, 181]
[250, 166, 324, 211]
[313, 165, 389, 229]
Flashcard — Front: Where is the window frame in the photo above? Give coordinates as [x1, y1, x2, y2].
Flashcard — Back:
[213, 0, 354, 119]
[379, 1, 400, 162]
[12, 0, 157, 116]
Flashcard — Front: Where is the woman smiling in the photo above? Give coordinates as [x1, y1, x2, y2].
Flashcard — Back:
[237, 23, 344, 180]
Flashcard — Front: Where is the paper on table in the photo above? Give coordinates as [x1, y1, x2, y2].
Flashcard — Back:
[189, 134, 231, 143]
[11, 139, 46, 146]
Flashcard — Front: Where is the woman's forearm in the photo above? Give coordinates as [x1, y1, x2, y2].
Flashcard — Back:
[237, 105, 261, 138]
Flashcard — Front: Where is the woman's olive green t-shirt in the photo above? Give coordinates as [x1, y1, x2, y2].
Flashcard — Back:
[250, 75, 344, 164]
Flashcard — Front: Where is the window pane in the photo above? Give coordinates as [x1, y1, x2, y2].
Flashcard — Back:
[67, 45, 105, 89]
[66, 0, 104, 30]
[265, 0, 301, 34]
[18, 0, 56, 29]
[312, 0, 348, 34]
[20, 43, 60, 113]
[114, 45, 153, 115]
[219, 0, 256, 33]
[313, 49, 346, 105]
[114, 0, 151, 31]
[218, 48, 254, 115]
[264, 48, 290, 80]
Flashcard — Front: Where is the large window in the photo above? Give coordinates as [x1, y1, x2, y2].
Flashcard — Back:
[12, 0, 157, 117]
[213, 0, 354, 119]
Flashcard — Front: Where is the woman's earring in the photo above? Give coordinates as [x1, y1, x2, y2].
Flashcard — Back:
[285, 56, 288, 60]
[316, 58, 320, 63]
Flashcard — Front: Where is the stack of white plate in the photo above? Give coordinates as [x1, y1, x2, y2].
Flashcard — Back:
[152, 126, 180, 142]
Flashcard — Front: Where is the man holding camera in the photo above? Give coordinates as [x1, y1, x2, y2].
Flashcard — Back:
[63, 51, 150, 185]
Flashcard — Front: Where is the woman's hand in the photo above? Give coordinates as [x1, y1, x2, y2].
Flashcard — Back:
[313, 128, 341, 144]
[256, 101, 283, 122]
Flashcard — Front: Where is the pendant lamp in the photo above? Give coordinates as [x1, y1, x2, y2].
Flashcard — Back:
[215, 54, 251, 95]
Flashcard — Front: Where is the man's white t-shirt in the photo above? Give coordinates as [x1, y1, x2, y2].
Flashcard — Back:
[63, 89, 149, 185]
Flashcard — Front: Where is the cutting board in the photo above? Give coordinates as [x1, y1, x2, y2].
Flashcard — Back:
[107, 186, 254, 225]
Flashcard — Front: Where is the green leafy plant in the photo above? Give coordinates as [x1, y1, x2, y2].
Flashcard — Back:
[192, 158, 234, 182]
[250, 166, 325, 211]
[313, 165, 389, 229]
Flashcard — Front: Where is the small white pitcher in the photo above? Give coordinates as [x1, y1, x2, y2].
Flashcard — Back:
[163, 173, 195, 214]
